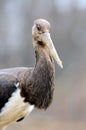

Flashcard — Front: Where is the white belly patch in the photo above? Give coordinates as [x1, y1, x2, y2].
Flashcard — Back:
[0, 88, 34, 127]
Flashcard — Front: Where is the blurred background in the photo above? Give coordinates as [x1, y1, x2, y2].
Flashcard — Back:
[0, 0, 86, 130]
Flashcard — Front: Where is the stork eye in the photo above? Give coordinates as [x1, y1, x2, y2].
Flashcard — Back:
[36, 24, 41, 31]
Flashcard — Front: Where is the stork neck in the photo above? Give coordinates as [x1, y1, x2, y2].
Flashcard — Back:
[30, 49, 55, 109]
[22, 48, 55, 109]
[34, 48, 54, 73]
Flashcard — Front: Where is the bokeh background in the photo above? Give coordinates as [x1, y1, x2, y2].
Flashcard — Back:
[0, 0, 86, 130]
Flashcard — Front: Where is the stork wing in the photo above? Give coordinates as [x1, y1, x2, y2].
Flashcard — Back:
[0, 73, 19, 112]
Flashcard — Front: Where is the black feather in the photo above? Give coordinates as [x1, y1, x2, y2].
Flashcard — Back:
[16, 117, 25, 122]
[0, 74, 18, 112]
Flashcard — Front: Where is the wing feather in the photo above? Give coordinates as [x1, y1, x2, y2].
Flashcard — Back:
[0, 74, 19, 112]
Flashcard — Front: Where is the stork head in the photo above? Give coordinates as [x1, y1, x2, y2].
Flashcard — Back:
[32, 19, 63, 69]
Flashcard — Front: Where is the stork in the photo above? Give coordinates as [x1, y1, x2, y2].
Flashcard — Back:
[0, 19, 63, 130]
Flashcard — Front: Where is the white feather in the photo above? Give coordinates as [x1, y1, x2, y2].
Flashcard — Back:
[0, 87, 34, 129]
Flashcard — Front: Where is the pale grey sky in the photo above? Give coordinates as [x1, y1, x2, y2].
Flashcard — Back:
[55, 0, 86, 12]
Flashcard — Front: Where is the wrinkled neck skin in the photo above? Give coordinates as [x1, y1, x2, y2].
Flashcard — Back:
[22, 46, 55, 109]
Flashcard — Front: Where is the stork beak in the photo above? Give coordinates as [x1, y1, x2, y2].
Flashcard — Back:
[42, 32, 63, 68]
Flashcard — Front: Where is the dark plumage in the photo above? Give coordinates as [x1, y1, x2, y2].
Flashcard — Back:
[0, 19, 63, 130]
[0, 74, 18, 112]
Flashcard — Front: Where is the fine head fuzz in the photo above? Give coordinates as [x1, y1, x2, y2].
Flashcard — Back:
[34, 19, 50, 32]
[32, 19, 51, 40]
[32, 19, 63, 69]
